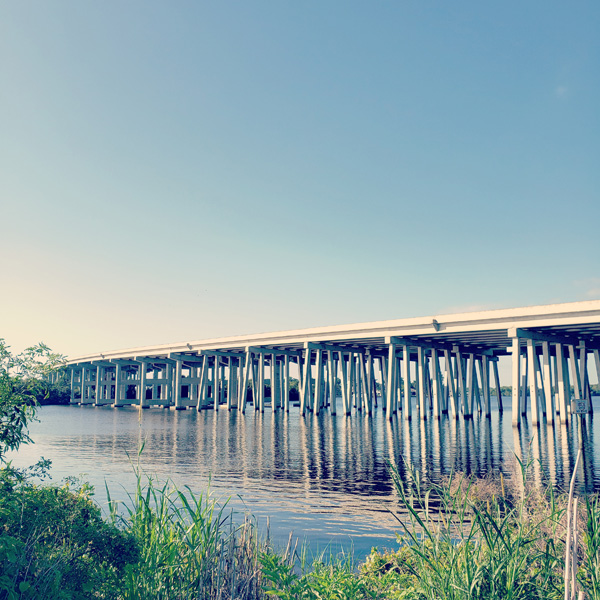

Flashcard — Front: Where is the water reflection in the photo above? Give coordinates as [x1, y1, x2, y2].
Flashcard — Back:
[10, 398, 600, 555]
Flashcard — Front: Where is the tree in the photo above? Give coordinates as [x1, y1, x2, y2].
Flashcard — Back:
[0, 340, 139, 599]
[0, 338, 66, 462]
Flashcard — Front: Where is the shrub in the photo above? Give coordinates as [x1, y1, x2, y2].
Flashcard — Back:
[0, 479, 138, 600]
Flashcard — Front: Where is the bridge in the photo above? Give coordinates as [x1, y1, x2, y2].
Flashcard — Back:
[64, 300, 600, 427]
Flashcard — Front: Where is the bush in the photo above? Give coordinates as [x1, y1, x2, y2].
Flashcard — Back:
[0, 478, 138, 600]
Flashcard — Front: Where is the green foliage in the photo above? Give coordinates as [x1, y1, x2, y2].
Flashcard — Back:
[260, 551, 375, 600]
[0, 338, 66, 461]
[0, 478, 138, 600]
[358, 547, 420, 599]
[112, 467, 267, 600]
[386, 459, 600, 600]
[580, 494, 600, 600]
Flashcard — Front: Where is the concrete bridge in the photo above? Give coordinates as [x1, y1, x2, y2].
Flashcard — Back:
[64, 300, 600, 427]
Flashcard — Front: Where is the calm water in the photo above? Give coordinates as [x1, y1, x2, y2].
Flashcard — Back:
[10, 397, 600, 558]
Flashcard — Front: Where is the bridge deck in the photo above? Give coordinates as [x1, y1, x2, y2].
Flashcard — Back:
[65, 300, 600, 427]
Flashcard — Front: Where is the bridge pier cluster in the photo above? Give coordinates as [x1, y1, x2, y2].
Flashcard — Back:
[67, 340, 508, 421]
[65, 301, 600, 429]
[510, 329, 598, 426]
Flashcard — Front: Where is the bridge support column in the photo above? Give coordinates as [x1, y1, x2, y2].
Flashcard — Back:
[327, 351, 336, 414]
[112, 364, 122, 408]
[283, 355, 290, 412]
[69, 368, 77, 404]
[239, 352, 250, 413]
[139, 362, 149, 409]
[347, 353, 355, 412]
[444, 350, 458, 418]
[174, 360, 184, 409]
[482, 356, 491, 418]
[80, 366, 87, 404]
[386, 344, 397, 419]
[219, 363, 225, 407]
[556, 344, 568, 424]
[314, 349, 323, 414]
[95, 366, 102, 406]
[417, 346, 427, 419]
[273, 355, 281, 410]
[402, 346, 412, 420]
[542, 342, 554, 424]
[492, 358, 502, 413]
[360, 353, 370, 414]
[568, 344, 583, 412]
[431, 349, 441, 419]
[465, 354, 475, 419]
[526, 340, 540, 425]
[258, 354, 265, 413]
[337, 351, 349, 415]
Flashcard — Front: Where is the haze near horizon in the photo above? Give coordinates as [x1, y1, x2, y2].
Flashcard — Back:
[1, 1, 599, 359]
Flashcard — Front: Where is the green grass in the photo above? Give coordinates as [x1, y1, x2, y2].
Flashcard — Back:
[385, 459, 600, 600]
[107, 469, 268, 600]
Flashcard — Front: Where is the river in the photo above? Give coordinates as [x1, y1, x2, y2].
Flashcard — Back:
[10, 397, 600, 558]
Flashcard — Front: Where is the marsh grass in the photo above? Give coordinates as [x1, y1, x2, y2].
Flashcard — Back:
[387, 457, 600, 600]
[97, 456, 600, 600]
[106, 467, 268, 600]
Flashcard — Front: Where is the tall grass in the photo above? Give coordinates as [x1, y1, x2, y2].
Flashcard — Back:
[388, 458, 600, 600]
[107, 469, 268, 600]
[98, 458, 600, 600]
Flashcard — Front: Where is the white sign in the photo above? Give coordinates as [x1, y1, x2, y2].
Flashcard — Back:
[572, 399, 589, 414]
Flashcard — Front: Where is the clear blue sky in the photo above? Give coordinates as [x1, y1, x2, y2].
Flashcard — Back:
[1, 1, 599, 359]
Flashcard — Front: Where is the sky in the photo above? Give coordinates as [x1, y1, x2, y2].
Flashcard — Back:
[1, 1, 599, 360]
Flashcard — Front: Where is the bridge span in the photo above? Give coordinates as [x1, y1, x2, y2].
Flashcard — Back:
[64, 300, 600, 427]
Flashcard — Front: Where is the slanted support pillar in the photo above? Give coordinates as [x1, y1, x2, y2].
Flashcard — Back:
[481, 355, 491, 418]
[541, 342, 554, 424]
[455, 350, 467, 418]
[378, 356, 387, 411]
[360, 353, 370, 415]
[444, 350, 458, 418]
[240, 351, 251, 413]
[365, 351, 374, 415]
[301, 347, 312, 415]
[526, 339, 540, 425]
[579, 343, 592, 414]
[327, 351, 336, 415]
[568, 345, 582, 408]
[492, 359, 502, 414]
[556, 344, 569, 424]
[314, 349, 324, 414]
[338, 351, 350, 415]
[464, 354, 475, 419]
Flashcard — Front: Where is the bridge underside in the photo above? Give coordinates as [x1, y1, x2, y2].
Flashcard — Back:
[64, 300, 600, 427]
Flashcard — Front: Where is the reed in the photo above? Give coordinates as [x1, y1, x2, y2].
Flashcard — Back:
[107, 467, 268, 600]
[386, 457, 600, 600]
[100, 458, 600, 600]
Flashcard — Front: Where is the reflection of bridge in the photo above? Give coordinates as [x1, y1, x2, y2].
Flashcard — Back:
[64, 301, 600, 427]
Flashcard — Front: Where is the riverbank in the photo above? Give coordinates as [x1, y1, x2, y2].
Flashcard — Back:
[2, 458, 599, 600]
